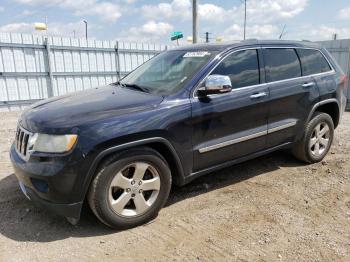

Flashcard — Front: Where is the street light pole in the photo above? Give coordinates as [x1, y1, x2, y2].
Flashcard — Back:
[83, 20, 88, 40]
[192, 0, 198, 44]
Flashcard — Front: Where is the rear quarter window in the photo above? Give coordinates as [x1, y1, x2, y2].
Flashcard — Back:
[296, 49, 332, 76]
[263, 48, 301, 82]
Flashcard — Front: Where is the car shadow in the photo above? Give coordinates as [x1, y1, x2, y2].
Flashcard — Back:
[0, 150, 304, 243]
[166, 149, 303, 206]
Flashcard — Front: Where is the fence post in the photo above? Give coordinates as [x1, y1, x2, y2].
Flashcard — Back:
[44, 37, 54, 97]
[115, 41, 121, 80]
[347, 46, 350, 108]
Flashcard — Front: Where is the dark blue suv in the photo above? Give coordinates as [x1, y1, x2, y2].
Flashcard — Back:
[10, 40, 348, 229]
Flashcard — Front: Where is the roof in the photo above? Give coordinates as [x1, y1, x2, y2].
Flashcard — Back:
[172, 39, 321, 52]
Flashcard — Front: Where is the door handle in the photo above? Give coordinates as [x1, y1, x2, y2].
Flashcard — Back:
[302, 82, 315, 88]
[250, 92, 267, 99]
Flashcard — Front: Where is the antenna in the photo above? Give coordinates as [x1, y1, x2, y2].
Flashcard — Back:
[279, 24, 286, 39]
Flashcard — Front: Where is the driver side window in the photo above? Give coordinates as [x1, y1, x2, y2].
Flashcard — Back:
[211, 49, 260, 89]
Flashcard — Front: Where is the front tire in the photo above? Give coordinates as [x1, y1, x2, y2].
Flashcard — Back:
[292, 112, 334, 163]
[88, 148, 171, 229]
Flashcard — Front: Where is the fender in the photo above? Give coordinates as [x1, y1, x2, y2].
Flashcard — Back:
[306, 98, 340, 124]
[81, 137, 186, 200]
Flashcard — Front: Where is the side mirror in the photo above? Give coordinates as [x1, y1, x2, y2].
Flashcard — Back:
[197, 74, 232, 96]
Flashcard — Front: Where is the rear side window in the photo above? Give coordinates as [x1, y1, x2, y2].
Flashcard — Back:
[296, 49, 332, 76]
[211, 49, 260, 89]
[263, 48, 301, 82]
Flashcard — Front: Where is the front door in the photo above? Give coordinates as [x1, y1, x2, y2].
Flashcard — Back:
[191, 48, 269, 171]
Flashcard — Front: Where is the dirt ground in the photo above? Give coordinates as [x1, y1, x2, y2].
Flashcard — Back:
[0, 111, 349, 262]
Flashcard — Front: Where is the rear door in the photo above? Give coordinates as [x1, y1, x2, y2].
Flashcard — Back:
[296, 48, 336, 102]
[263, 47, 319, 148]
[191, 48, 269, 171]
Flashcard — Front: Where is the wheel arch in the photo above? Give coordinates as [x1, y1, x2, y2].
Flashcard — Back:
[307, 99, 340, 128]
[82, 137, 186, 201]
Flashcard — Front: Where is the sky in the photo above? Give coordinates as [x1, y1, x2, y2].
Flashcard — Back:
[0, 0, 349, 44]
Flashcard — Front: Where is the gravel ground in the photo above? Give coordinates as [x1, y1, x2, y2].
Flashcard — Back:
[0, 111, 349, 261]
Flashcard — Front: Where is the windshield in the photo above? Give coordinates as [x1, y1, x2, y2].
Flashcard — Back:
[118, 50, 218, 95]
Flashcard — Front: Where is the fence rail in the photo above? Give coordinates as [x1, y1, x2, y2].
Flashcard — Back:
[318, 39, 350, 108]
[1, 34, 349, 110]
[0, 33, 168, 108]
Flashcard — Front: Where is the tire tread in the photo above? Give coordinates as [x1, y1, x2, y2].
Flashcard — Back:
[87, 147, 171, 229]
[292, 112, 334, 163]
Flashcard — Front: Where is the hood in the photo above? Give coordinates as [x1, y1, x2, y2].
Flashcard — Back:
[21, 85, 164, 133]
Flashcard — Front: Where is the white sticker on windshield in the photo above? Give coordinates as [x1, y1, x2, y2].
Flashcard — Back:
[183, 51, 210, 58]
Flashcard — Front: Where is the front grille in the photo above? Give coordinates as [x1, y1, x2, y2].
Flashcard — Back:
[15, 125, 33, 161]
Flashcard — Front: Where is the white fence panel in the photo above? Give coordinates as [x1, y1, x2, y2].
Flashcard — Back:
[0, 33, 167, 107]
[318, 39, 350, 108]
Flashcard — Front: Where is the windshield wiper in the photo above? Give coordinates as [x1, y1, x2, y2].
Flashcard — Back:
[112, 81, 150, 93]
[122, 83, 150, 93]
[112, 81, 126, 87]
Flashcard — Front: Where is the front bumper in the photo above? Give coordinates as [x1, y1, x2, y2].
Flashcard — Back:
[10, 144, 85, 220]
[18, 181, 82, 219]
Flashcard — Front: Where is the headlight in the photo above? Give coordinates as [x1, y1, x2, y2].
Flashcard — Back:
[29, 134, 78, 153]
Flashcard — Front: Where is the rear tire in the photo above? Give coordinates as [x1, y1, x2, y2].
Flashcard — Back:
[292, 112, 334, 163]
[88, 148, 171, 229]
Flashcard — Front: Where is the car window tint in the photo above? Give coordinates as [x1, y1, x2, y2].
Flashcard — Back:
[264, 48, 301, 82]
[297, 49, 332, 76]
[211, 49, 260, 89]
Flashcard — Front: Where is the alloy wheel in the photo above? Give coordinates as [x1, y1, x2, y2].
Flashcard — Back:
[108, 162, 161, 217]
[309, 122, 331, 157]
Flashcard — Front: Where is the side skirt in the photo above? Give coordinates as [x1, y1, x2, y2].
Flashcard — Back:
[183, 142, 292, 185]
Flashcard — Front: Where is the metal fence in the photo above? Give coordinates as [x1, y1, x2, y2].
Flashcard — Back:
[318, 39, 350, 108]
[0, 33, 168, 110]
[1, 34, 349, 110]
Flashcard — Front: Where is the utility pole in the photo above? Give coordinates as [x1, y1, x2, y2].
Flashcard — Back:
[243, 0, 247, 40]
[83, 20, 88, 40]
[192, 0, 198, 44]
